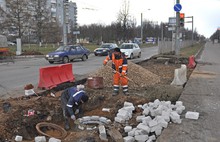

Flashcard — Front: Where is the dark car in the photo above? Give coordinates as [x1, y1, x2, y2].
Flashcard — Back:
[45, 44, 90, 64]
[94, 43, 118, 56]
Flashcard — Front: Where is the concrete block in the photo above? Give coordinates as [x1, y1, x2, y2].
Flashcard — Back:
[123, 106, 135, 112]
[48, 137, 61, 142]
[128, 128, 137, 136]
[142, 116, 152, 125]
[99, 125, 107, 139]
[124, 101, 133, 107]
[90, 115, 100, 121]
[149, 135, 156, 141]
[150, 125, 162, 133]
[123, 136, 135, 142]
[136, 123, 150, 133]
[154, 99, 161, 107]
[82, 116, 91, 122]
[138, 105, 143, 108]
[114, 116, 125, 123]
[136, 115, 145, 122]
[185, 111, 199, 120]
[117, 110, 130, 120]
[175, 101, 183, 106]
[150, 109, 156, 116]
[170, 111, 180, 121]
[155, 127, 162, 136]
[35, 136, 46, 142]
[15, 135, 23, 141]
[142, 103, 149, 109]
[134, 129, 147, 136]
[142, 108, 150, 115]
[99, 117, 108, 123]
[124, 126, 132, 132]
[134, 135, 149, 142]
[157, 118, 168, 128]
[148, 120, 158, 127]
[154, 105, 163, 115]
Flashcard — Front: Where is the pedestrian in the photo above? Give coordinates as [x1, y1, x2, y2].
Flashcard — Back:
[103, 47, 129, 96]
[60, 84, 89, 130]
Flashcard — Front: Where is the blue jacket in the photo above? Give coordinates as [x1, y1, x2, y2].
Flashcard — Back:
[66, 87, 86, 116]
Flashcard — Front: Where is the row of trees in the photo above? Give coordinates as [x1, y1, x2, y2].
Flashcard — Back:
[0, 0, 204, 45]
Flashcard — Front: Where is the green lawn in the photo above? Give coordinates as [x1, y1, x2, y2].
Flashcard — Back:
[180, 43, 204, 57]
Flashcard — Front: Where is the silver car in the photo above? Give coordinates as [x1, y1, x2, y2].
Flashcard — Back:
[119, 43, 141, 59]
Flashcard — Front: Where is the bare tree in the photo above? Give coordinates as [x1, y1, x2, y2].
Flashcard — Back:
[116, 0, 135, 41]
[30, 0, 61, 45]
[0, 0, 32, 39]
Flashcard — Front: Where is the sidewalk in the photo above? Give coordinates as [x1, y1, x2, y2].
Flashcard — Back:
[157, 42, 220, 142]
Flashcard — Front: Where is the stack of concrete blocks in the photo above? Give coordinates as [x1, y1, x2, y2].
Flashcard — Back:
[122, 99, 186, 142]
[114, 101, 135, 123]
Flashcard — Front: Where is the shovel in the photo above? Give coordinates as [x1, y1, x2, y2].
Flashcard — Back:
[104, 65, 137, 85]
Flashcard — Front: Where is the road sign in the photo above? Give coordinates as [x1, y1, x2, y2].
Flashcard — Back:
[174, 4, 182, 12]
[73, 31, 80, 35]
[168, 17, 176, 26]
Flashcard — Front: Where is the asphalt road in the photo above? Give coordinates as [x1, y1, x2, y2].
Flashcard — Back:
[0, 46, 158, 99]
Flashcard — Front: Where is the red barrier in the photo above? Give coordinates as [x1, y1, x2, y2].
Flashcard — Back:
[59, 63, 75, 82]
[38, 64, 75, 89]
[188, 55, 196, 69]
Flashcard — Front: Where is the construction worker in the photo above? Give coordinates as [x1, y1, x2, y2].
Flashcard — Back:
[103, 47, 129, 96]
[61, 84, 89, 130]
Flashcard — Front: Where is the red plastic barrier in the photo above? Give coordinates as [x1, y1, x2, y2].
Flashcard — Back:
[188, 55, 196, 69]
[38, 66, 58, 89]
[38, 64, 75, 89]
[59, 63, 75, 82]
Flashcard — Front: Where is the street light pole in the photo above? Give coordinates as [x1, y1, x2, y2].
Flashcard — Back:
[63, 1, 67, 46]
[141, 13, 143, 43]
[140, 9, 150, 44]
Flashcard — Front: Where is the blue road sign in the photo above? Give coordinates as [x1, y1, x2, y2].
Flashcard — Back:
[174, 3, 182, 12]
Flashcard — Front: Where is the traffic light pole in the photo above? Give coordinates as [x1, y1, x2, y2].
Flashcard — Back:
[174, 0, 180, 56]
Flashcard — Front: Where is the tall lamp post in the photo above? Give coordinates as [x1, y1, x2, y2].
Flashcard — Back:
[63, 0, 68, 46]
[141, 9, 150, 43]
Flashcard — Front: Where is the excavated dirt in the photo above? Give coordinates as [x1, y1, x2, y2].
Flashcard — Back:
[0, 55, 194, 142]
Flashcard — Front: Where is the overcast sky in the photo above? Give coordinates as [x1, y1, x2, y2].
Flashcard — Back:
[71, 0, 220, 38]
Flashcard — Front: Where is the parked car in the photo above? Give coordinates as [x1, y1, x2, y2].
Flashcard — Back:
[94, 43, 118, 56]
[119, 43, 141, 59]
[45, 44, 90, 64]
[7, 41, 16, 46]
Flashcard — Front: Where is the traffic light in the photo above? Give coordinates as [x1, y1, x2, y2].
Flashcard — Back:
[179, 13, 185, 27]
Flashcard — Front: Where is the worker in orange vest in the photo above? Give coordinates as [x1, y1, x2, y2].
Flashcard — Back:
[103, 47, 129, 96]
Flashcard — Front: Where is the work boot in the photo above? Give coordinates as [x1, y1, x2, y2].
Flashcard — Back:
[112, 91, 119, 96]
[64, 119, 70, 130]
[123, 91, 129, 96]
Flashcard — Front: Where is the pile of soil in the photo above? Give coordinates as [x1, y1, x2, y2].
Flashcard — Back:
[0, 55, 194, 141]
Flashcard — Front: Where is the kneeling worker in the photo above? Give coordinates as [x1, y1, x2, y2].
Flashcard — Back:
[61, 84, 89, 130]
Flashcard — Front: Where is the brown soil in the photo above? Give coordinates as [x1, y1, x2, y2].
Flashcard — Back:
[0, 55, 194, 142]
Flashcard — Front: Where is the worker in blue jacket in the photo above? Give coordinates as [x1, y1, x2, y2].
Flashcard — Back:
[61, 84, 89, 130]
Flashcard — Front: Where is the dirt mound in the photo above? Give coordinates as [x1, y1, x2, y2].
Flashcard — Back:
[88, 61, 161, 89]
